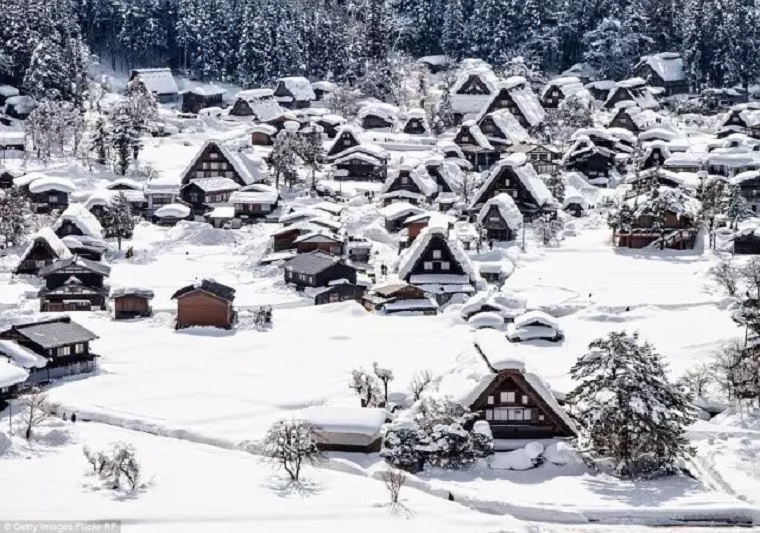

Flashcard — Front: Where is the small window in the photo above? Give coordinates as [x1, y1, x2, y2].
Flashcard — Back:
[401, 176, 409, 184]
[487, 395, 494, 405]
[485, 409, 493, 421]
[503, 178, 511, 186]
[522, 395, 529, 405]
[58, 346, 71, 357]
[48, 194, 58, 203]
[209, 152, 220, 159]
[432, 250, 442, 259]
[489, 215, 500, 222]
[500, 391, 515, 403]
[75, 343, 85, 354]
[441, 261, 450, 271]
[511, 191, 518, 198]
[539, 414, 545, 422]
[423, 261, 433, 270]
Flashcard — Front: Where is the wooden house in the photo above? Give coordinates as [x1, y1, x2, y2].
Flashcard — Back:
[379, 202, 424, 233]
[470, 154, 558, 220]
[362, 282, 438, 315]
[274, 77, 315, 109]
[152, 203, 192, 226]
[110, 288, 154, 319]
[345, 237, 372, 263]
[38, 256, 110, 312]
[608, 105, 658, 134]
[0, 317, 99, 384]
[396, 225, 479, 303]
[283, 251, 357, 288]
[311, 81, 336, 102]
[144, 180, 180, 217]
[475, 77, 546, 129]
[734, 171, 760, 212]
[562, 138, 617, 186]
[294, 232, 344, 255]
[129, 68, 179, 103]
[326, 127, 362, 159]
[450, 64, 499, 121]
[311, 281, 367, 306]
[400, 212, 454, 248]
[28, 176, 75, 214]
[0, 355, 28, 404]
[172, 279, 236, 330]
[333, 146, 389, 181]
[400, 108, 430, 135]
[180, 177, 240, 216]
[477, 110, 530, 152]
[454, 121, 499, 172]
[301, 406, 387, 452]
[358, 103, 399, 130]
[467, 329, 576, 440]
[603, 79, 659, 110]
[476, 193, 523, 241]
[633, 53, 688, 97]
[0, 131, 25, 152]
[0, 169, 21, 189]
[181, 86, 225, 114]
[14, 228, 73, 276]
[540, 77, 588, 108]
[380, 164, 438, 206]
[508, 143, 561, 175]
[316, 115, 347, 139]
[53, 204, 108, 257]
[250, 124, 277, 146]
[641, 142, 672, 170]
[180, 140, 267, 188]
[229, 89, 284, 121]
[229, 184, 280, 221]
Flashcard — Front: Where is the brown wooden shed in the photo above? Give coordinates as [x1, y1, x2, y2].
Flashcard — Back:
[110, 288, 155, 319]
[171, 279, 236, 330]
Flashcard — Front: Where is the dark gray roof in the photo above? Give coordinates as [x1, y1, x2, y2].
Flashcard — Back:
[38, 256, 111, 277]
[284, 251, 350, 275]
[11, 317, 98, 349]
[171, 279, 236, 302]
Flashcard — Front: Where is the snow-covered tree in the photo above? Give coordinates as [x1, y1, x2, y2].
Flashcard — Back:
[381, 422, 429, 472]
[349, 368, 382, 407]
[582, 18, 649, 80]
[262, 419, 324, 482]
[408, 369, 433, 401]
[124, 78, 159, 137]
[90, 115, 112, 166]
[0, 188, 33, 248]
[712, 260, 739, 297]
[270, 128, 301, 189]
[568, 331, 695, 479]
[373, 362, 394, 406]
[725, 185, 753, 229]
[533, 213, 563, 246]
[712, 340, 760, 403]
[19, 387, 58, 440]
[111, 105, 140, 176]
[102, 192, 135, 251]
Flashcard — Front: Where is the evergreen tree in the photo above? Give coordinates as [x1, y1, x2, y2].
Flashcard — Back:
[726, 185, 753, 229]
[0, 188, 33, 248]
[442, 0, 467, 60]
[102, 192, 135, 250]
[111, 105, 140, 176]
[569, 331, 695, 479]
[23, 37, 69, 102]
[91, 115, 112, 166]
[270, 128, 301, 189]
[124, 78, 159, 138]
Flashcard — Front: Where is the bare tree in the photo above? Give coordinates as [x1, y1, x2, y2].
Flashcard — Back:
[408, 370, 433, 402]
[742, 258, 760, 300]
[83, 445, 110, 476]
[380, 465, 407, 505]
[373, 362, 394, 407]
[712, 341, 760, 403]
[262, 419, 324, 482]
[106, 442, 142, 492]
[713, 260, 739, 297]
[678, 363, 714, 398]
[19, 388, 58, 440]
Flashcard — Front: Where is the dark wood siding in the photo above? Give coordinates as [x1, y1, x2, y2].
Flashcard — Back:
[176, 291, 233, 329]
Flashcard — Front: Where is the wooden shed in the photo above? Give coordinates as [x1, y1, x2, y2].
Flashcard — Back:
[171, 279, 236, 330]
[110, 288, 155, 319]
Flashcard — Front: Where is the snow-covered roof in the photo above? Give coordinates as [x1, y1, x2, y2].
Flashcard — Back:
[107, 178, 143, 191]
[476, 193, 523, 230]
[481, 110, 529, 144]
[397, 225, 479, 286]
[182, 85, 226, 97]
[109, 287, 155, 299]
[277, 77, 316, 101]
[626, 185, 702, 219]
[207, 206, 235, 219]
[561, 62, 598, 80]
[513, 310, 560, 330]
[19, 227, 72, 264]
[238, 88, 274, 100]
[300, 406, 387, 446]
[458, 121, 493, 150]
[313, 201, 344, 216]
[184, 177, 241, 193]
[4, 95, 34, 114]
[381, 164, 438, 197]
[181, 141, 268, 186]
[0, 131, 25, 145]
[229, 186, 279, 205]
[0, 85, 19, 97]
[474, 328, 525, 371]
[541, 76, 588, 100]
[477, 79, 546, 127]
[28, 176, 76, 194]
[131, 68, 179, 96]
[250, 124, 277, 136]
[235, 90, 284, 121]
[451, 65, 499, 94]
[0, 359, 28, 388]
[473, 154, 556, 208]
[635, 52, 685, 82]
[311, 81, 337, 92]
[154, 203, 191, 219]
[53, 204, 104, 239]
[333, 143, 389, 161]
[0, 340, 47, 368]
[664, 152, 705, 168]
[357, 102, 399, 123]
[379, 201, 424, 221]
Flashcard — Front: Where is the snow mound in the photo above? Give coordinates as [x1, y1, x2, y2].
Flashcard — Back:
[467, 312, 504, 330]
[491, 448, 534, 470]
[544, 441, 574, 465]
[0, 432, 11, 456]
[525, 441, 545, 460]
[166, 221, 237, 246]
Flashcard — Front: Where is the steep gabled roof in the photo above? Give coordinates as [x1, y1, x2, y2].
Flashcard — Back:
[131, 68, 179, 95]
[635, 52, 685, 83]
[284, 251, 351, 275]
[38, 256, 111, 278]
[172, 279, 236, 302]
[180, 140, 268, 186]
[5, 316, 98, 349]
[471, 153, 556, 208]
[17, 228, 72, 266]
[53, 204, 104, 240]
[476, 193, 524, 230]
[476, 77, 546, 127]
[397, 225, 478, 284]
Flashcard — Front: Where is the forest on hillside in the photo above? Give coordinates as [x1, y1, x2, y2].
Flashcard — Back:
[2, 0, 760, 100]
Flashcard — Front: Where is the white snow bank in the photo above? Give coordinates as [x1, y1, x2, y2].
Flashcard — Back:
[467, 312, 505, 330]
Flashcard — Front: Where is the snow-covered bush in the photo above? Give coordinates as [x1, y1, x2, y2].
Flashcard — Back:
[83, 442, 145, 493]
[380, 423, 429, 472]
[349, 368, 382, 407]
[408, 369, 433, 402]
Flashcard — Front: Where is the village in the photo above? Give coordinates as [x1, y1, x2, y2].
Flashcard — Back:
[2, 50, 760, 531]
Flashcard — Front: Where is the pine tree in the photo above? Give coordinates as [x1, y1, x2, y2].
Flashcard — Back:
[124, 78, 158, 144]
[568, 331, 695, 479]
[91, 115, 111, 166]
[23, 36, 69, 102]
[102, 192, 135, 250]
[0, 188, 33, 248]
[270, 128, 301, 189]
[111, 105, 139, 176]
[726, 185, 753, 229]
[442, 0, 467, 60]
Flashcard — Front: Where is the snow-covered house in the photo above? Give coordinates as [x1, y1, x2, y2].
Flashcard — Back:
[733, 170, 760, 212]
[229, 184, 280, 221]
[508, 143, 562, 175]
[362, 282, 438, 315]
[633, 53, 688, 97]
[3, 95, 35, 120]
[229, 89, 284, 121]
[14, 228, 73, 276]
[719, 104, 760, 140]
[129, 68, 179, 103]
[315, 114, 347, 139]
[453, 120, 499, 172]
[477, 109, 529, 152]
[152, 203, 192, 226]
[380, 201, 424, 232]
[28, 176, 75, 213]
[476, 76, 546, 129]
[250, 124, 277, 146]
[0, 85, 19, 107]
[181, 86, 226, 114]
[663, 152, 706, 174]
[143, 179, 181, 216]
[401, 212, 455, 248]
[326, 126, 363, 159]
[562, 135, 619, 186]
[299, 406, 388, 452]
[604, 78, 659, 110]
[561, 62, 598, 84]
[379, 163, 438, 206]
[476, 193, 523, 242]
[540, 76, 589, 108]
[506, 311, 563, 342]
[357, 103, 399, 131]
[425, 157, 463, 210]
[180, 177, 241, 216]
[0, 316, 99, 383]
[180, 140, 267, 188]
[706, 150, 760, 178]
[450, 329, 576, 440]
[400, 108, 430, 135]
[450, 64, 500, 119]
[38, 256, 111, 312]
[332, 145, 389, 181]
[52, 204, 107, 258]
[283, 251, 358, 288]
[396, 223, 481, 303]
[0, 131, 25, 152]
[172, 279, 236, 330]
[274, 77, 315, 109]
[294, 231, 344, 256]
[311, 81, 336, 102]
[608, 104, 660, 134]
[0, 349, 31, 403]
[470, 154, 558, 220]
[614, 186, 701, 249]
[0, 168, 22, 189]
